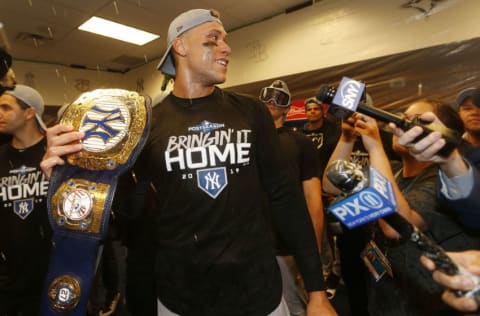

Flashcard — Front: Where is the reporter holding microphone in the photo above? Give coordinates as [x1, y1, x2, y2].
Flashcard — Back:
[389, 111, 480, 230]
[323, 99, 478, 315]
[390, 106, 480, 314]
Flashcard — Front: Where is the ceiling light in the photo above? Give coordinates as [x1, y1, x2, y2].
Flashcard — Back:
[78, 16, 159, 46]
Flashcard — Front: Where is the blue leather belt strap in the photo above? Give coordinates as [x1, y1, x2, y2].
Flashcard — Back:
[43, 235, 98, 316]
[41, 89, 151, 315]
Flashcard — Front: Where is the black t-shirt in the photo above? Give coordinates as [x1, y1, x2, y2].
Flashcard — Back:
[303, 121, 399, 175]
[277, 126, 321, 182]
[274, 127, 321, 254]
[133, 88, 323, 316]
[302, 119, 342, 177]
[0, 138, 52, 295]
[369, 163, 479, 316]
[349, 130, 399, 169]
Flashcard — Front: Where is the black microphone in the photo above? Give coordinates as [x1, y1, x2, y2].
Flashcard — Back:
[161, 74, 172, 91]
[0, 23, 15, 94]
[0, 47, 15, 94]
[326, 160, 480, 300]
[316, 77, 461, 157]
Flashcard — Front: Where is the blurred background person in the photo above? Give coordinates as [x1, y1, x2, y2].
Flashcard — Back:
[260, 80, 334, 315]
[454, 87, 480, 147]
[323, 99, 478, 315]
[301, 97, 341, 178]
[0, 84, 51, 316]
[300, 97, 342, 299]
[390, 104, 480, 231]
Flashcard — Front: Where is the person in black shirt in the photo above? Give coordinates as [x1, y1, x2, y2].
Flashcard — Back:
[0, 84, 51, 316]
[302, 97, 342, 179]
[260, 80, 334, 315]
[301, 97, 343, 298]
[325, 101, 478, 316]
[41, 8, 335, 316]
[391, 107, 480, 314]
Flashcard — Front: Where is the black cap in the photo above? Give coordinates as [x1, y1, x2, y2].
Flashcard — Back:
[0, 47, 12, 79]
[454, 87, 480, 111]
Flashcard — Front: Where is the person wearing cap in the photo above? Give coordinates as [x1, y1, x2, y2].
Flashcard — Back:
[0, 84, 52, 315]
[390, 90, 480, 231]
[390, 110, 480, 231]
[390, 110, 480, 313]
[455, 87, 480, 147]
[324, 99, 480, 316]
[40, 8, 335, 316]
[259, 80, 335, 315]
[301, 98, 342, 179]
[302, 95, 390, 316]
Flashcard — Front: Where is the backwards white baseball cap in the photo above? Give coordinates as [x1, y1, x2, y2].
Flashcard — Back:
[5, 84, 47, 131]
[156, 9, 222, 77]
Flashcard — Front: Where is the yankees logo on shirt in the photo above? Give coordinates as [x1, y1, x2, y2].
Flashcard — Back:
[164, 120, 252, 199]
[1, 165, 48, 219]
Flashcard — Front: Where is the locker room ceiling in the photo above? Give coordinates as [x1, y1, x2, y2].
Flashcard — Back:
[0, 0, 318, 73]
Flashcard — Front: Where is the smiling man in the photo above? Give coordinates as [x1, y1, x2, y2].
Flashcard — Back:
[41, 8, 336, 316]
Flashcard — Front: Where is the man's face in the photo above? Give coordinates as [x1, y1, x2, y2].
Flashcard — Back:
[265, 101, 289, 121]
[305, 103, 324, 123]
[459, 98, 480, 135]
[0, 94, 31, 135]
[180, 21, 231, 86]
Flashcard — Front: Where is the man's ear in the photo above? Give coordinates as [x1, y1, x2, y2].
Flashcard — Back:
[172, 37, 187, 57]
[24, 107, 36, 121]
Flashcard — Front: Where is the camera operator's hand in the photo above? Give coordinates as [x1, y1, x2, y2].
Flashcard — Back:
[389, 112, 447, 161]
[389, 112, 468, 179]
[421, 251, 480, 313]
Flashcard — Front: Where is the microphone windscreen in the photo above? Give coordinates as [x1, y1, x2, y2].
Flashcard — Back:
[316, 84, 335, 104]
[325, 160, 368, 194]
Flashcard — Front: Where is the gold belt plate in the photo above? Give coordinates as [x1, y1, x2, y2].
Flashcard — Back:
[59, 89, 147, 171]
[51, 178, 110, 234]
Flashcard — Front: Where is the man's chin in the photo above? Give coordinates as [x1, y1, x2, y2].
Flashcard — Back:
[206, 74, 227, 86]
[216, 74, 227, 85]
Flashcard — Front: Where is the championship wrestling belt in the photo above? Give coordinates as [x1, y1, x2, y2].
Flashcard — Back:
[41, 89, 151, 315]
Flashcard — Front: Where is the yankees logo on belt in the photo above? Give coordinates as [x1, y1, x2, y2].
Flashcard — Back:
[41, 89, 151, 315]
